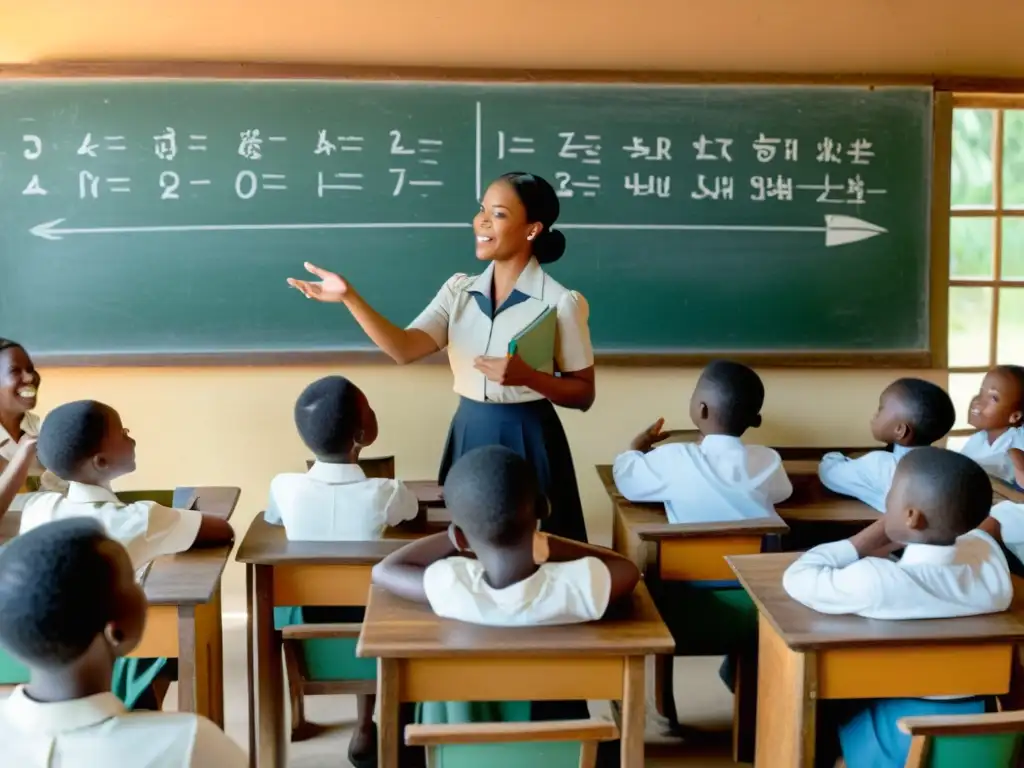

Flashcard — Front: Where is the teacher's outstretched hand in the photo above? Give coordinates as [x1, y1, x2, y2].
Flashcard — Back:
[287, 171, 595, 544]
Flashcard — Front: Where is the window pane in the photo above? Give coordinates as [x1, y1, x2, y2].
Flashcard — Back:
[949, 286, 993, 366]
[950, 217, 994, 278]
[951, 109, 994, 207]
[1004, 110, 1024, 207]
[997, 287, 1024, 364]
[949, 373, 985, 431]
[1002, 218, 1024, 278]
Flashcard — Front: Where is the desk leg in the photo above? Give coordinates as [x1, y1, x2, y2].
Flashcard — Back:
[246, 564, 256, 768]
[621, 655, 645, 767]
[177, 588, 224, 726]
[378, 658, 400, 768]
[254, 565, 285, 768]
[755, 614, 816, 768]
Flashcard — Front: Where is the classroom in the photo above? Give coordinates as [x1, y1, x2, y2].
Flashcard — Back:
[1, 1, 1024, 767]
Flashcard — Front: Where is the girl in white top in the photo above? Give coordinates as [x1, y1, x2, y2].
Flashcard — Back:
[0, 339, 66, 508]
[288, 172, 595, 543]
[958, 365, 1024, 485]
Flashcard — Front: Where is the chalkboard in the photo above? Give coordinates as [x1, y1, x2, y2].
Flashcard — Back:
[0, 76, 934, 364]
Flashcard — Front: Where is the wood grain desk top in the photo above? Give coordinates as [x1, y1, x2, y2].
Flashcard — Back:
[405, 480, 444, 507]
[235, 513, 447, 566]
[173, 486, 241, 518]
[357, 581, 674, 659]
[727, 552, 1024, 651]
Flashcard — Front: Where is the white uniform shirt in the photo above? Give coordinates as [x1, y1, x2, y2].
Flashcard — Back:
[783, 530, 1012, 620]
[959, 427, 1024, 484]
[990, 501, 1024, 564]
[19, 483, 202, 569]
[0, 687, 247, 768]
[408, 258, 594, 404]
[265, 461, 418, 541]
[818, 445, 916, 513]
[612, 435, 792, 523]
[0, 412, 68, 511]
[423, 556, 612, 627]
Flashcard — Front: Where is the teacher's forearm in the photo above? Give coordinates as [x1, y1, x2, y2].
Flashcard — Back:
[524, 368, 595, 411]
[342, 291, 438, 364]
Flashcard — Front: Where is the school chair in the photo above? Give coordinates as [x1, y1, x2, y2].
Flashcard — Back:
[899, 710, 1024, 767]
[404, 719, 620, 768]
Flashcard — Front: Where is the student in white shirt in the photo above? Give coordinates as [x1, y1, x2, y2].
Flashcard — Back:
[266, 375, 416, 767]
[958, 365, 1024, 486]
[785, 448, 1009, 768]
[373, 445, 639, 729]
[613, 360, 791, 522]
[818, 378, 955, 512]
[0, 338, 67, 510]
[0, 518, 246, 767]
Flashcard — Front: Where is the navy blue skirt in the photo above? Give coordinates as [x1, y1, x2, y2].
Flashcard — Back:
[439, 397, 588, 543]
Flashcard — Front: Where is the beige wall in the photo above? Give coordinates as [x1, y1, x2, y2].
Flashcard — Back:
[2, 0, 988, 611]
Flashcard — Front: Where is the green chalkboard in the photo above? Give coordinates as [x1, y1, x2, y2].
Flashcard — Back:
[0, 78, 933, 363]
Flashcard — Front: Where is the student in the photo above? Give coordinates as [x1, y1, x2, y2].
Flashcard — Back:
[0, 338, 66, 508]
[20, 400, 234, 567]
[785, 448, 1010, 768]
[373, 445, 640, 733]
[266, 375, 416, 767]
[0, 518, 247, 767]
[0, 437, 39, 519]
[818, 378, 955, 512]
[266, 375, 418, 540]
[612, 360, 791, 522]
[958, 365, 1024, 485]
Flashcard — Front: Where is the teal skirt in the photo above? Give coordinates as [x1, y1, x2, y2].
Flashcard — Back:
[274, 605, 375, 681]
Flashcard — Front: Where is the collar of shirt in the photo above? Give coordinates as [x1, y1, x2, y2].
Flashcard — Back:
[467, 258, 546, 316]
[4, 687, 125, 735]
[65, 482, 121, 504]
[892, 444, 919, 460]
[982, 427, 1021, 452]
[0, 413, 39, 450]
[306, 461, 368, 484]
[699, 434, 744, 455]
[899, 541, 958, 567]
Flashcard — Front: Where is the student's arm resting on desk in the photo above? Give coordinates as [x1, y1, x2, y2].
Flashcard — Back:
[385, 480, 421, 526]
[539, 534, 641, 610]
[752, 447, 793, 504]
[612, 444, 679, 503]
[818, 451, 889, 512]
[371, 532, 460, 603]
[0, 438, 37, 518]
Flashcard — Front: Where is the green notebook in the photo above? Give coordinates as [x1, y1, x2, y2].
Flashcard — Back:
[508, 306, 557, 371]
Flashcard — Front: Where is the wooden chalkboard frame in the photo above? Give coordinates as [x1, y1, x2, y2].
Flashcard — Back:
[0, 60, 985, 368]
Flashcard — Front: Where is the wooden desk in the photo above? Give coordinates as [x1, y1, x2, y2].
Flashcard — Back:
[727, 552, 1024, 768]
[357, 582, 674, 768]
[236, 514, 448, 768]
[778, 463, 880, 525]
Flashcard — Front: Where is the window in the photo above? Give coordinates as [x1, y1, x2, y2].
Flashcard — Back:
[948, 99, 1024, 448]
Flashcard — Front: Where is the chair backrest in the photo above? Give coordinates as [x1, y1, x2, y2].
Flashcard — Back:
[900, 710, 1024, 768]
[115, 489, 174, 506]
[405, 720, 618, 768]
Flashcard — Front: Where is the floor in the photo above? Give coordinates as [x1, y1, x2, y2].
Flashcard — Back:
[181, 616, 748, 767]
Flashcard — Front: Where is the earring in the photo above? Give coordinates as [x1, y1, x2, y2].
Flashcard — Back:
[527, 234, 535, 241]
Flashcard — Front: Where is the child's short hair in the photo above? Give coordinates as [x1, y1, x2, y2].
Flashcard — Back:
[38, 400, 111, 479]
[994, 365, 1024, 404]
[699, 360, 765, 434]
[444, 446, 538, 546]
[294, 376, 361, 456]
[896, 448, 992, 534]
[887, 378, 956, 445]
[0, 518, 117, 666]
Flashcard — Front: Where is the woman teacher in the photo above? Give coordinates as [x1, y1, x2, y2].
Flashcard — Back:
[288, 172, 594, 543]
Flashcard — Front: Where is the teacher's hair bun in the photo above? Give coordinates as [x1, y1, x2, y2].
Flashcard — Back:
[533, 228, 566, 265]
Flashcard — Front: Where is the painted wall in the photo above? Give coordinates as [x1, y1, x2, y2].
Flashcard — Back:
[2, 0, 987, 610]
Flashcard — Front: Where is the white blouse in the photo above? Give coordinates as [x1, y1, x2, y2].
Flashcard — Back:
[408, 258, 594, 404]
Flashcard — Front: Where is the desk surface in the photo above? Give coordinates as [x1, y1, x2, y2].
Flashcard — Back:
[357, 581, 674, 659]
[235, 513, 447, 566]
[727, 552, 1024, 651]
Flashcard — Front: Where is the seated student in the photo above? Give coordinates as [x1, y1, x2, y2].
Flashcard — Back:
[0, 338, 67, 508]
[819, 378, 955, 512]
[0, 517, 247, 767]
[957, 365, 1024, 485]
[20, 400, 234, 567]
[373, 445, 640, 732]
[266, 375, 416, 767]
[612, 360, 791, 522]
[20, 400, 235, 712]
[266, 375, 418, 540]
[785, 448, 1010, 768]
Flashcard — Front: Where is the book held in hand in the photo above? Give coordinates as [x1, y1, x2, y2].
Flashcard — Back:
[508, 306, 557, 371]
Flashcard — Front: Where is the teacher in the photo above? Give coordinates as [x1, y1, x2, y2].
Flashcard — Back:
[288, 172, 595, 543]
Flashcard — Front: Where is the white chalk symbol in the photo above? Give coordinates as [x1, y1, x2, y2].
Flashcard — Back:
[29, 214, 885, 248]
